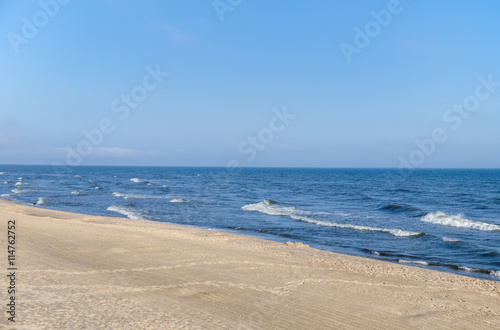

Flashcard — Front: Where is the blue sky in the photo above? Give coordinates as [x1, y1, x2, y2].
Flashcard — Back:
[0, 0, 499, 168]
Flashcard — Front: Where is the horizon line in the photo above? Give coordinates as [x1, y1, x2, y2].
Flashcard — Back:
[0, 164, 499, 170]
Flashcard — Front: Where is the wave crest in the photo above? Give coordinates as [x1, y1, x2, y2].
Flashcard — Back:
[380, 204, 417, 212]
[442, 237, 461, 242]
[106, 205, 144, 220]
[113, 192, 134, 200]
[421, 212, 500, 231]
[398, 259, 429, 266]
[242, 200, 313, 217]
[242, 200, 422, 238]
[113, 192, 168, 200]
[11, 188, 26, 195]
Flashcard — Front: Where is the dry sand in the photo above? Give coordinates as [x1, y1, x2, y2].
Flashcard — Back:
[0, 198, 499, 329]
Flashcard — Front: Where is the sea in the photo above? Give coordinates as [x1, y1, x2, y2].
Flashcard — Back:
[1, 165, 499, 281]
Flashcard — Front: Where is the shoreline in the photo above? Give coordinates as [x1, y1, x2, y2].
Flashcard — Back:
[1, 198, 499, 328]
[8, 195, 500, 282]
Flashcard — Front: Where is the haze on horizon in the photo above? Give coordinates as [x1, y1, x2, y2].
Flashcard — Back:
[1, 0, 499, 169]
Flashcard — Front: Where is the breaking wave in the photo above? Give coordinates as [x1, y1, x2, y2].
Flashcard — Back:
[442, 237, 461, 242]
[106, 205, 145, 220]
[242, 200, 422, 237]
[130, 178, 147, 183]
[113, 192, 168, 200]
[421, 212, 500, 231]
[36, 197, 47, 205]
[113, 192, 134, 200]
[364, 249, 499, 279]
[170, 199, 190, 203]
[242, 199, 312, 217]
[450, 265, 499, 276]
[398, 259, 429, 266]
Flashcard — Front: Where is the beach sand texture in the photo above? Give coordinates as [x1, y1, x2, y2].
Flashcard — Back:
[1, 198, 499, 329]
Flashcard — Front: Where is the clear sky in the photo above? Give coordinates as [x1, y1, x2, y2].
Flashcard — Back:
[1, 0, 499, 168]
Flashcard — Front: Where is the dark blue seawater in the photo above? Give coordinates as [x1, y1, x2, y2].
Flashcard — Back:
[1, 165, 499, 281]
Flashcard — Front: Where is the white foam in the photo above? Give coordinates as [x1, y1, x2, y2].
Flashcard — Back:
[421, 212, 500, 231]
[442, 237, 461, 242]
[106, 205, 144, 220]
[293, 215, 420, 237]
[3, 181, 10, 184]
[11, 188, 22, 194]
[1, 194, 11, 197]
[242, 200, 313, 217]
[130, 178, 146, 183]
[491, 271, 500, 278]
[75, 175, 83, 178]
[36, 197, 46, 205]
[95, 186, 101, 190]
[458, 266, 476, 272]
[14, 182, 23, 186]
[242, 200, 421, 237]
[113, 192, 133, 200]
[17, 177, 22, 180]
[0, 172, 4, 175]
[170, 199, 190, 203]
[398, 259, 429, 266]
[71, 191, 83, 195]
[113, 192, 168, 200]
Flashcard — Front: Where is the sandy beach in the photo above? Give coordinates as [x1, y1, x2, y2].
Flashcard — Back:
[0, 198, 499, 329]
